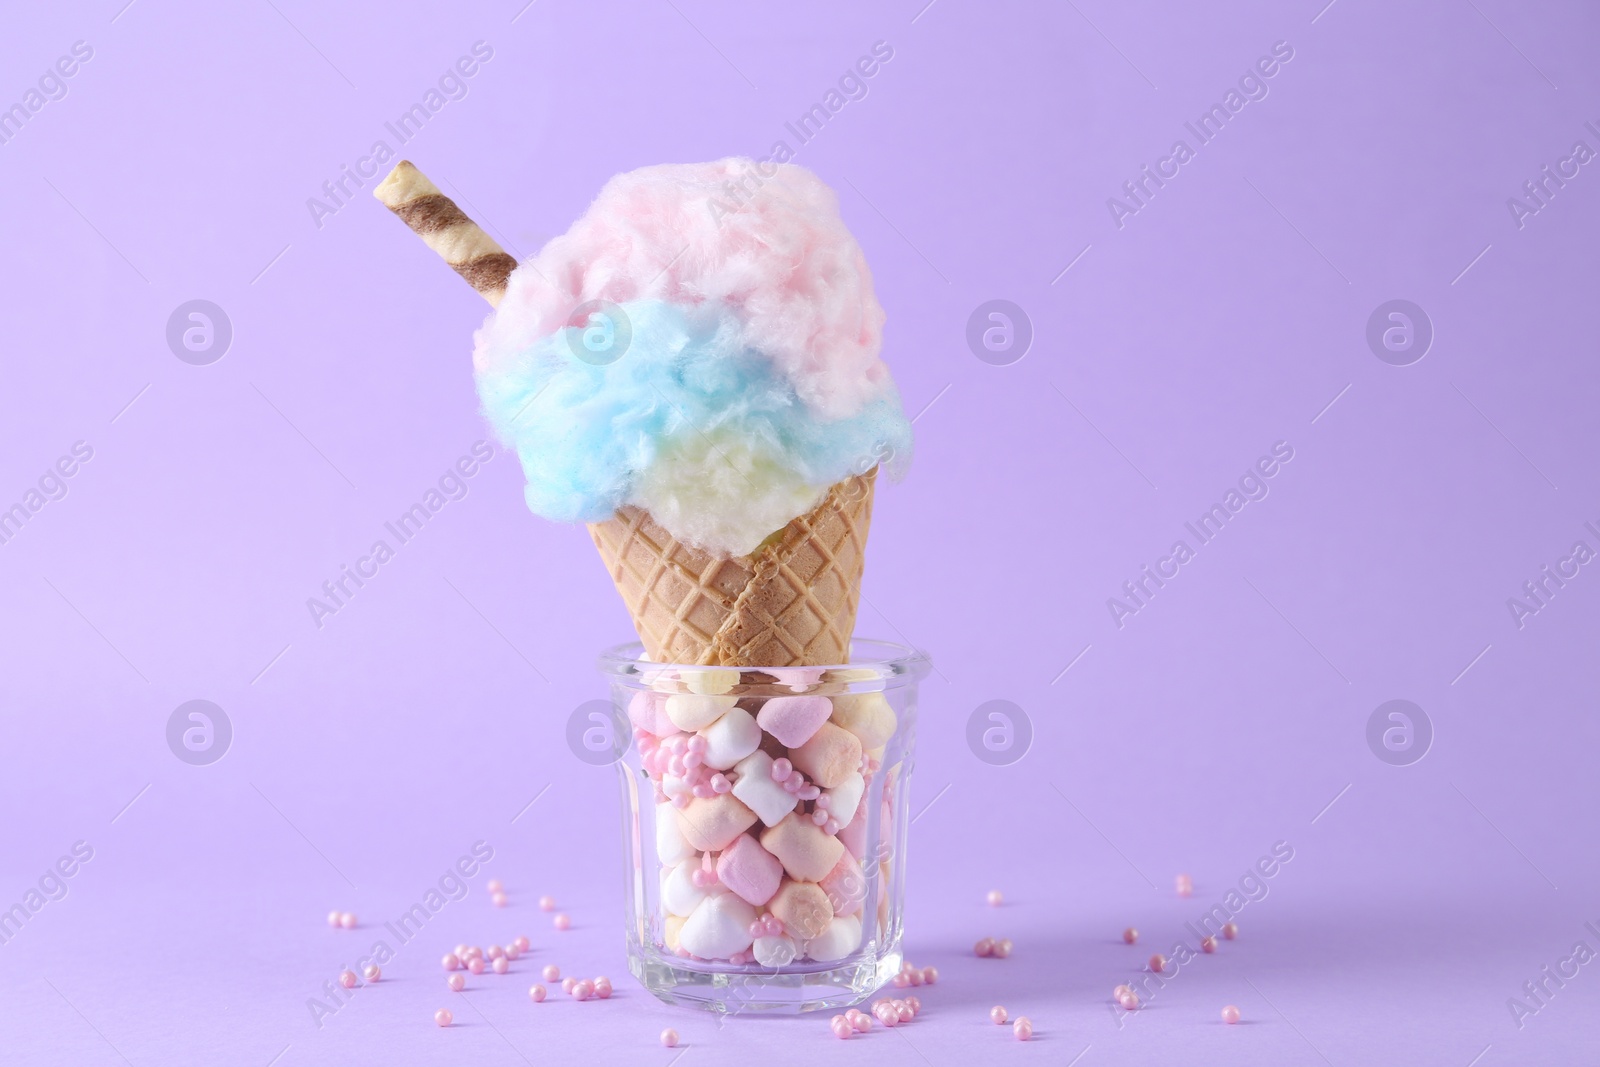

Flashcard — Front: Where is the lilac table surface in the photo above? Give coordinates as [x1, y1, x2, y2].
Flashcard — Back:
[3, 0, 1599, 1064]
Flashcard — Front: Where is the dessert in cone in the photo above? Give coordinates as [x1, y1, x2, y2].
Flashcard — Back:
[588, 470, 875, 666]
[375, 159, 909, 666]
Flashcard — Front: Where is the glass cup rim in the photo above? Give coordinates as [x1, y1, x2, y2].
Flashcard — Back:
[597, 638, 929, 685]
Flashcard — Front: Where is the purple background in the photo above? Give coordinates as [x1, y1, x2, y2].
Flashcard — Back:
[3, 0, 1598, 1063]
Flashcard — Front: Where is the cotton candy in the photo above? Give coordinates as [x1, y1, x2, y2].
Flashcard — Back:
[474, 159, 911, 557]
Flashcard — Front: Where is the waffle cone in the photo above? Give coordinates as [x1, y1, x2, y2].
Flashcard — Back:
[587, 471, 876, 666]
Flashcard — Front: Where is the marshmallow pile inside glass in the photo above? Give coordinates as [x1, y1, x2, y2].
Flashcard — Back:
[623, 665, 905, 967]
[473, 159, 912, 558]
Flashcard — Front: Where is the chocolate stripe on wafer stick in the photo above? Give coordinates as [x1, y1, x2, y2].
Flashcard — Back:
[373, 161, 517, 306]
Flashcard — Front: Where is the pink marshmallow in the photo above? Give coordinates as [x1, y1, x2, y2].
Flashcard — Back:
[790, 722, 862, 789]
[755, 696, 833, 748]
[716, 834, 784, 908]
[628, 690, 676, 737]
[837, 800, 869, 859]
[820, 850, 866, 917]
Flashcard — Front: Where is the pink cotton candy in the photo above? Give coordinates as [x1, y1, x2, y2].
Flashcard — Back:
[476, 159, 889, 422]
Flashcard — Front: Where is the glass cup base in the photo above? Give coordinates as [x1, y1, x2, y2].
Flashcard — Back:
[628, 941, 904, 1014]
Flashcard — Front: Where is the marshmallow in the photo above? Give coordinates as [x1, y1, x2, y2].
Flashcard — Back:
[752, 933, 798, 967]
[628, 690, 677, 737]
[836, 795, 869, 859]
[829, 692, 897, 748]
[679, 891, 757, 959]
[804, 914, 862, 963]
[665, 694, 735, 731]
[756, 695, 833, 747]
[676, 793, 758, 852]
[716, 833, 784, 907]
[662, 772, 689, 804]
[762, 812, 846, 882]
[700, 707, 761, 770]
[823, 770, 865, 827]
[820, 850, 866, 917]
[731, 750, 800, 827]
[790, 722, 862, 789]
[684, 668, 740, 695]
[662, 858, 709, 916]
[769, 879, 834, 941]
[656, 801, 696, 865]
[664, 914, 685, 952]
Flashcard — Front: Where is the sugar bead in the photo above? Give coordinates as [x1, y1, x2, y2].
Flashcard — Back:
[363, 965, 381, 982]
[975, 938, 995, 957]
[1223, 922, 1239, 940]
[1201, 936, 1218, 953]
[1222, 1004, 1241, 1024]
[1150, 953, 1167, 973]
[554, 913, 572, 931]
[994, 938, 1013, 959]
[434, 1009, 452, 1027]
[990, 1005, 1008, 1024]
[660, 1028, 679, 1048]
[529, 984, 546, 1002]
[493, 957, 509, 974]
[987, 890, 1003, 906]
[1013, 1017, 1033, 1041]
[442, 953, 460, 971]
[338, 970, 358, 989]
[1123, 927, 1138, 944]
[540, 895, 557, 911]
[447, 973, 465, 992]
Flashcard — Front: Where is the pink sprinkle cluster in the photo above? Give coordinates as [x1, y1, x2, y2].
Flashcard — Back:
[891, 958, 938, 987]
[747, 914, 785, 939]
[640, 730, 736, 807]
[974, 937, 1013, 959]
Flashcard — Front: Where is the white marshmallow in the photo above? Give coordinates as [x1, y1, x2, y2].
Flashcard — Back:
[656, 802, 694, 865]
[752, 933, 798, 968]
[700, 707, 761, 770]
[661, 858, 708, 917]
[678, 892, 757, 960]
[803, 915, 863, 963]
[823, 771, 865, 827]
[666, 694, 735, 731]
[730, 750, 799, 827]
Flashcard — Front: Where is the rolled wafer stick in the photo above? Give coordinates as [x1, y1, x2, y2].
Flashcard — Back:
[373, 160, 517, 306]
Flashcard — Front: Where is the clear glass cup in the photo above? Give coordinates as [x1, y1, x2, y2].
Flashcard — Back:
[598, 639, 929, 1015]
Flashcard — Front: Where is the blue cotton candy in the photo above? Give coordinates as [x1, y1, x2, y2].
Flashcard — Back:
[476, 299, 911, 556]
